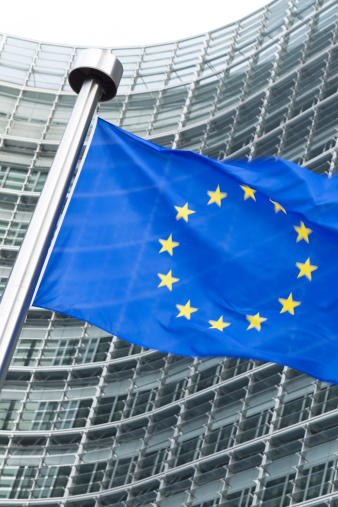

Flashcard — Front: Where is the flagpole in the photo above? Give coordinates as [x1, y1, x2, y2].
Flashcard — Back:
[0, 49, 123, 389]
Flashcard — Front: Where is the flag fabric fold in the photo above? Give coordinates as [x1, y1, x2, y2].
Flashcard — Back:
[34, 118, 338, 383]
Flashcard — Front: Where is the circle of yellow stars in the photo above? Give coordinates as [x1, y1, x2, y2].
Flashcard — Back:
[156, 184, 317, 333]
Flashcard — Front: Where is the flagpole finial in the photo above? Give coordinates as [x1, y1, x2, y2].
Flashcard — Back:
[69, 49, 123, 102]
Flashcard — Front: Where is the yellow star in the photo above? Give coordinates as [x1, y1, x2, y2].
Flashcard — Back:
[176, 300, 198, 320]
[294, 221, 312, 243]
[209, 315, 231, 331]
[158, 270, 179, 291]
[278, 293, 301, 315]
[159, 234, 180, 256]
[270, 199, 286, 214]
[240, 185, 256, 201]
[175, 203, 195, 222]
[296, 258, 318, 281]
[207, 185, 227, 207]
[246, 313, 267, 331]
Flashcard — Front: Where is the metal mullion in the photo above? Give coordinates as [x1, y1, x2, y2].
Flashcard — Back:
[9, 371, 34, 434]
[315, 383, 330, 415]
[35, 404, 52, 432]
[201, 385, 219, 455]
[55, 335, 75, 367]
[58, 400, 75, 430]
[247, 87, 338, 162]
[126, 465, 140, 504]
[59, 360, 98, 498]
[185, 357, 199, 396]
[186, 463, 200, 506]
[152, 354, 174, 409]
[0, 433, 13, 494]
[218, 474, 231, 505]
[3, 16, 338, 504]
[34, 404, 47, 431]
[178, 37, 338, 138]
[11, 465, 26, 500]
[81, 332, 101, 365]
[242, 365, 272, 507]
[0, 44, 43, 248]
[327, 21, 338, 176]
[145, 43, 178, 138]
[3, 360, 275, 432]
[123, 355, 143, 419]
[100, 450, 117, 495]
[106, 457, 121, 490]
[250, 405, 276, 500]
[33, 311, 56, 369]
[276, 6, 318, 157]
[92, 333, 109, 365]
[250, 2, 302, 158]
[37, 445, 56, 500]
[236, 372, 254, 425]
[1, 45, 41, 145]
[62, 431, 86, 500]
[6, 220, 21, 247]
[75, 337, 116, 498]
[27, 169, 42, 193]
[116, 48, 145, 128]
[1, 42, 42, 146]
[199, 23, 242, 156]
[282, 1, 323, 126]
[22, 49, 77, 195]
[328, 132, 338, 177]
[302, 14, 338, 163]
[238, 7, 270, 100]
[107, 394, 120, 424]
[0, 34, 6, 56]
[125, 387, 139, 419]
[0, 140, 40, 248]
[26, 435, 50, 501]
[88, 461, 104, 497]
[162, 398, 187, 476]
[125, 455, 137, 487]
[86, 335, 116, 430]
[271, 368, 289, 435]
[48, 370, 71, 432]
[85, 365, 107, 428]
[144, 40, 338, 152]
[250, 440, 271, 507]
[0, 166, 10, 188]
[0, 194, 20, 247]
[69, 321, 89, 367]
[292, 433, 311, 502]
[290, 384, 318, 503]
[133, 425, 159, 481]
[317, 461, 331, 499]
[329, 457, 338, 504]
[226, 5, 286, 158]
[172, 33, 211, 149]
[155, 478, 166, 503]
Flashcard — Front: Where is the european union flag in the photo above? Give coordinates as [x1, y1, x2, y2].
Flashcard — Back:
[34, 118, 338, 384]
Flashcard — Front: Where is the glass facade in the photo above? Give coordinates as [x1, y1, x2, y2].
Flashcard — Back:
[0, 0, 338, 504]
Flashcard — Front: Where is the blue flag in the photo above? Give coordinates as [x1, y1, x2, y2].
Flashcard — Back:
[34, 118, 338, 383]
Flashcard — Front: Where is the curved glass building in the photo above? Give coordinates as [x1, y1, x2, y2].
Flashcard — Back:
[0, 0, 338, 504]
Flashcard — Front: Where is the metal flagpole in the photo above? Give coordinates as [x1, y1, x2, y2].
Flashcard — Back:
[0, 49, 123, 390]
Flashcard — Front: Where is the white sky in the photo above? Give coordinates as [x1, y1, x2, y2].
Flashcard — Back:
[1, 0, 269, 47]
